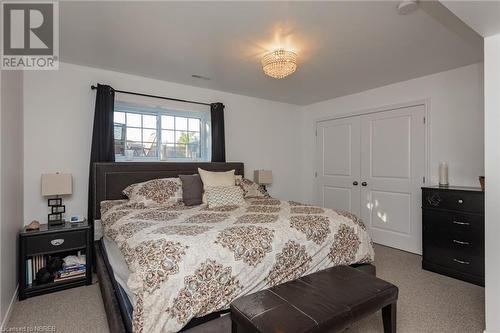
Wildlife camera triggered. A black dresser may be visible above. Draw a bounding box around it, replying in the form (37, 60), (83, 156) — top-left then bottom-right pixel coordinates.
(422, 186), (484, 286)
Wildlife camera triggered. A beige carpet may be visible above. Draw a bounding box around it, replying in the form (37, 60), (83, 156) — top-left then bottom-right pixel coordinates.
(350, 245), (484, 333)
(6, 279), (109, 333)
(6, 244), (485, 332)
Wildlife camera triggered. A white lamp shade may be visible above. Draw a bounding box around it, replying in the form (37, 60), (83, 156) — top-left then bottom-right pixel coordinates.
(41, 173), (73, 196)
(254, 170), (273, 185)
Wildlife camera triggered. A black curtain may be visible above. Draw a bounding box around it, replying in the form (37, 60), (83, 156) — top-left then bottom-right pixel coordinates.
(211, 102), (226, 162)
(88, 84), (115, 226)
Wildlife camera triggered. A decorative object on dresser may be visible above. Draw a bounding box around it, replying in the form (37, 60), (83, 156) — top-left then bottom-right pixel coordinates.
(438, 162), (449, 186)
(19, 221), (92, 300)
(422, 186), (484, 286)
(26, 220), (40, 231)
(41, 173), (72, 226)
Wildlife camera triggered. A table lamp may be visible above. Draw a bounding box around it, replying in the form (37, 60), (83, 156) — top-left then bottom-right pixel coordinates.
(41, 173), (72, 226)
(254, 170), (273, 190)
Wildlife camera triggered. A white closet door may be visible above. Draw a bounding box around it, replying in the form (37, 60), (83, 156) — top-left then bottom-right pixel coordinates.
(360, 105), (426, 254)
(316, 116), (361, 215)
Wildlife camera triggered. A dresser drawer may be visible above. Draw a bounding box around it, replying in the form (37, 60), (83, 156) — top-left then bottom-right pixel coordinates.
(422, 189), (484, 213)
(25, 230), (87, 255)
(423, 209), (483, 233)
(424, 250), (484, 277)
(424, 228), (483, 259)
(423, 208), (484, 279)
(423, 209), (483, 251)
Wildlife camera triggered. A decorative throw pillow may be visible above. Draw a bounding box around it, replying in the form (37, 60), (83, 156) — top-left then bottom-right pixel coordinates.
(179, 174), (203, 206)
(122, 177), (182, 207)
(205, 186), (245, 208)
(235, 175), (270, 198)
(198, 168), (236, 203)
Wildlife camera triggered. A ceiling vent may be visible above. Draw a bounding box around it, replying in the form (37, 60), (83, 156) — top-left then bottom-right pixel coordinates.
(191, 74), (211, 80)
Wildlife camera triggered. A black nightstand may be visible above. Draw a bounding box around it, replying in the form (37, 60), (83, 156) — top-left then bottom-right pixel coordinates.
(19, 222), (92, 300)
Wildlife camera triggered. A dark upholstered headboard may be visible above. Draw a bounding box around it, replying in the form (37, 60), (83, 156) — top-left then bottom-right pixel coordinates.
(92, 162), (244, 220)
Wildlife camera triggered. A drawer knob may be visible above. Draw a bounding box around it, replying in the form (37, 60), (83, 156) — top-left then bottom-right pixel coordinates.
(50, 239), (64, 246)
(453, 258), (470, 265)
(458, 199), (464, 204)
(453, 239), (470, 246)
(453, 221), (470, 226)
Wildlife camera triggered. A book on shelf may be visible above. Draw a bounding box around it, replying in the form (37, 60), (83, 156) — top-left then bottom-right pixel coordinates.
(54, 268), (86, 282)
(26, 255), (47, 286)
(62, 263), (86, 271)
(54, 274), (85, 282)
(54, 262), (86, 282)
(26, 259), (32, 285)
(25, 253), (86, 285)
(58, 268), (85, 276)
(60, 261), (86, 271)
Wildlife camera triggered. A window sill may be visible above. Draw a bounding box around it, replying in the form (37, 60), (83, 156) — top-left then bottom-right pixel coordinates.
(115, 157), (210, 163)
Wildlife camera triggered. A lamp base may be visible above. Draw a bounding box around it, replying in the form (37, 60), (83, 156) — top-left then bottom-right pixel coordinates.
(48, 197), (65, 226)
(48, 213), (64, 227)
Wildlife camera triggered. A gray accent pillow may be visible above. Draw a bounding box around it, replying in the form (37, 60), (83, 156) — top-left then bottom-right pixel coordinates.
(179, 174), (203, 206)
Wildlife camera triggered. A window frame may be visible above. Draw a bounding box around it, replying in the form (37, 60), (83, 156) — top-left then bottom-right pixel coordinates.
(114, 101), (211, 162)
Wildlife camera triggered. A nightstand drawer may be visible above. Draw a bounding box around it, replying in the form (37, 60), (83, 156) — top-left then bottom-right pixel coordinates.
(25, 230), (87, 255)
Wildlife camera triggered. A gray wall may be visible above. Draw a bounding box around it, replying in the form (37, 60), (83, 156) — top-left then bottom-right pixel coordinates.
(484, 33), (500, 333)
(0, 70), (24, 326)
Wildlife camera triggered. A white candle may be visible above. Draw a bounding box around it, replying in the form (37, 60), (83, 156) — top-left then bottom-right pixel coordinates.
(439, 162), (449, 186)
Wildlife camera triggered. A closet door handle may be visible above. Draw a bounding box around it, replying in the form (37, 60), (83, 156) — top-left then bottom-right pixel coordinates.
(353, 181), (358, 186)
(361, 182), (368, 186)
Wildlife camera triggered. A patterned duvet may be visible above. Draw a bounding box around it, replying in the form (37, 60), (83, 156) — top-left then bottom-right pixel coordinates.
(100, 198), (375, 333)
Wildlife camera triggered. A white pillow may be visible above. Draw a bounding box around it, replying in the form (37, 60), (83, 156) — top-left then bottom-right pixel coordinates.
(198, 168), (236, 203)
(206, 186), (245, 208)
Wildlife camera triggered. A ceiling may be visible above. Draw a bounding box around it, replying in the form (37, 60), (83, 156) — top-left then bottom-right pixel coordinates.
(441, 0), (500, 37)
(60, 1), (483, 106)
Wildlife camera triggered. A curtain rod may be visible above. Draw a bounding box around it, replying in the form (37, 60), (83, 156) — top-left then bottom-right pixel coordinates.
(90, 85), (211, 106)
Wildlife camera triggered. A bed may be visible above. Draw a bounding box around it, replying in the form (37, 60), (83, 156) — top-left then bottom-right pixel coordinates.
(92, 162), (375, 333)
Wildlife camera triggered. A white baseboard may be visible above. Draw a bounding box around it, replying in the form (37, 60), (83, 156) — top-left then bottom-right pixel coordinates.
(1, 284), (18, 330)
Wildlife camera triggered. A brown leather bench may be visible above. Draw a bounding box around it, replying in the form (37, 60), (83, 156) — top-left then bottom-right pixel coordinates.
(230, 265), (398, 333)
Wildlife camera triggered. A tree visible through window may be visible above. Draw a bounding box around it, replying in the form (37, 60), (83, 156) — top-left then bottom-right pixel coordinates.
(113, 101), (210, 161)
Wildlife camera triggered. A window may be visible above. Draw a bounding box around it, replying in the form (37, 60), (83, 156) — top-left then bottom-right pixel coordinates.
(114, 101), (211, 161)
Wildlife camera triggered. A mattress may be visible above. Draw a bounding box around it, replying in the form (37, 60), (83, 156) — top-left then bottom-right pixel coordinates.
(100, 198), (375, 333)
(102, 235), (134, 304)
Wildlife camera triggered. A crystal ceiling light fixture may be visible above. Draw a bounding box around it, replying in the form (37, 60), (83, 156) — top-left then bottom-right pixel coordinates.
(261, 49), (297, 79)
